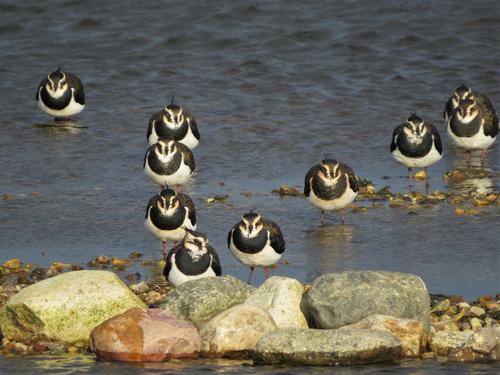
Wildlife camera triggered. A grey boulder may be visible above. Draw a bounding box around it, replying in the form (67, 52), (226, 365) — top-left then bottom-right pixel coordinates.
(303, 271), (430, 331)
(158, 275), (254, 327)
(253, 328), (401, 365)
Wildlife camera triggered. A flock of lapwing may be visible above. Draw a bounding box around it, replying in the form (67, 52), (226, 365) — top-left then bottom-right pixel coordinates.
(36, 68), (499, 286)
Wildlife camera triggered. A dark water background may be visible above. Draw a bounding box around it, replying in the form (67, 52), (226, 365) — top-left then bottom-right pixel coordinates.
(0, 0), (499, 373)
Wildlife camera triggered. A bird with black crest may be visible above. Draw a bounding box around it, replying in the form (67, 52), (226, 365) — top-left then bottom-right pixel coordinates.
(446, 87), (498, 163)
(144, 186), (197, 256)
(143, 137), (195, 191)
(391, 113), (443, 194)
(227, 210), (285, 284)
(36, 67), (85, 120)
(147, 95), (200, 149)
(304, 155), (358, 225)
(164, 229), (221, 287)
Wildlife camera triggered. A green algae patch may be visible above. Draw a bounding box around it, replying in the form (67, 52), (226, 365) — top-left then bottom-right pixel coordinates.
(0, 270), (145, 345)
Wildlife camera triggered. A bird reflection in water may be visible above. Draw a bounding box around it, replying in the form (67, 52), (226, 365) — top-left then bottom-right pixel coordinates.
(304, 224), (356, 280)
(446, 149), (496, 195)
(34, 119), (87, 137)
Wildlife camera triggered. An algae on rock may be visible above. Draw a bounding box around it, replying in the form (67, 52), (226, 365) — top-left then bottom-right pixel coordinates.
(0, 270), (145, 345)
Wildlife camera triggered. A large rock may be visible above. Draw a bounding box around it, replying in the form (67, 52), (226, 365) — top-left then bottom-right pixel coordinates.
(341, 314), (426, 357)
(429, 331), (474, 356)
(253, 328), (401, 365)
(159, 276), (254, 327)
(90, 307), (200, 362)
(200, 304), (276, 358)
(244, 276), (307, 329)
(0, 270), (145, 345)
(304, 271), (430, 331)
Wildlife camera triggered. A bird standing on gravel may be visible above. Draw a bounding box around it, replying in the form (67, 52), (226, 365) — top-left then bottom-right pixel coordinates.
(447, 90), (498, 163)
(304, 158), (359, 224)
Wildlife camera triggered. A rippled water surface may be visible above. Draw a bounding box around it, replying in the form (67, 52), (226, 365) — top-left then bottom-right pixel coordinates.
(0, 0), (499, 373)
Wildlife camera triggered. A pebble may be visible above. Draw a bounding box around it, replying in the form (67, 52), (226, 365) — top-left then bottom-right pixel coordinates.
(433, 299), (450, 312)
(468, 306), (486, 317)
(421, 352), (437, 359)
(129, 281), (150, 295)
(470, 318), (482, 331)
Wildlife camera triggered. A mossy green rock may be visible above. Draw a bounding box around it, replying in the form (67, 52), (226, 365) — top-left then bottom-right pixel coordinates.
(0, 270), (145, 345)
(159, 276), (254, 327)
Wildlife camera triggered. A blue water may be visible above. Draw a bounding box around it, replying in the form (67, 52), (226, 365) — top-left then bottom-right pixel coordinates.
(0, 0), (499, 373)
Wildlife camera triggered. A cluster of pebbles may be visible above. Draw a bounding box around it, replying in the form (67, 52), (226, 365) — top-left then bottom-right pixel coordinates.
(430, 293), (500, 333)
(272, 169), (498, 214)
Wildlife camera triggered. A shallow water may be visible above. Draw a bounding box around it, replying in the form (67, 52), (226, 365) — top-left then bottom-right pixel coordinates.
(0, 0), (499, 373)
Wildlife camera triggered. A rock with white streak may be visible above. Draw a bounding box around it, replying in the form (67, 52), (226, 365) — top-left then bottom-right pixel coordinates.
(244, 276), (307, 329)
(200, 304), (277, 358)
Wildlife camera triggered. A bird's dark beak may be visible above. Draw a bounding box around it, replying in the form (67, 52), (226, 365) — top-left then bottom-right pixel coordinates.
(248, 225), (253, 235)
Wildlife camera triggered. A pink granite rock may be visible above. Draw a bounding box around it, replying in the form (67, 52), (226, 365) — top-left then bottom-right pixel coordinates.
(90, 307), (201, 362)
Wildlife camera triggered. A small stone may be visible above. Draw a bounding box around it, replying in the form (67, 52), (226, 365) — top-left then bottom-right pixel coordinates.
(454, 208), (465, 216)
(129, 252), (143, 259)
(479, 295), (499, 311)
(145, 291), (163, 304)
(465, 208), (479, 215)
(448, 346), (485, 362)
(433, 299), (450, 312)
(470, 318), (482, 331)
(3, 258), (21, 269)
(449, 295), (465, 304)
(112, 257), (130, 267)
(1, 194), (15, 201)
(32, 341), (49, 353)
(468, 306), (485, 317)
(444, 321), (460, 331)
(51, 262), (73, 272)
(457, 302), (471, 309)
(271, 185), (302, 197)
(453, 308), (467, 322)
(421, 352), (437, 359)
(460, 321), (472, 331)
(430, 330), (473, 356)
(97, 255), (110, 265)
(414, 170), (427, 180)
(67, 346), (79, 353)
(440, 315), (451, 322)
(130, 281), (150, 295)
